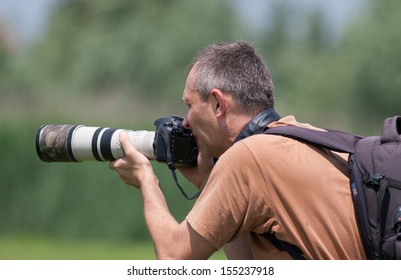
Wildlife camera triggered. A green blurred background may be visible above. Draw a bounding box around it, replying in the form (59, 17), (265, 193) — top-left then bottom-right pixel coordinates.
(0, 0), (400, 259)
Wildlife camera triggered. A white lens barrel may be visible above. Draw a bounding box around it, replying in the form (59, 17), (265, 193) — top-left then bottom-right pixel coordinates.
(70, 126), (109, 161)
(111, 130), (156, 160)
(127, 130), (156, 160)
(36, 124), (156, 162)
(69, 126), (156, 161)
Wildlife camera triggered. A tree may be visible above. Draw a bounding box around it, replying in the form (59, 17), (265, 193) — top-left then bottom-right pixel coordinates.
(340, 0), (401, 129)
(258, 0), (401, 134)
(20, 0), (242, 101)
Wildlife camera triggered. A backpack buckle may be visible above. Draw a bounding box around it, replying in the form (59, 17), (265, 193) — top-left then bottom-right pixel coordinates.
(363, 173), (383, 186)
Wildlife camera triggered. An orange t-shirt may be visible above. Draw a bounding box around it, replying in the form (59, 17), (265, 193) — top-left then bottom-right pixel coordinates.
(186, 116), (366, 259)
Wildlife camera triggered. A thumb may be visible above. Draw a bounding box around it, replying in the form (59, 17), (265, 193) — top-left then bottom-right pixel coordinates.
(119, 130), (136, 157)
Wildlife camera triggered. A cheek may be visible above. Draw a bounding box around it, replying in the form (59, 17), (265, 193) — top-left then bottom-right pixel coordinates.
(186, 103), (212, 131)
(186, 108), (202, 125)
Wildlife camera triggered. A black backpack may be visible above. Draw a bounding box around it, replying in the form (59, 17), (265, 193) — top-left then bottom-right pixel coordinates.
(264, 116), (401, 260)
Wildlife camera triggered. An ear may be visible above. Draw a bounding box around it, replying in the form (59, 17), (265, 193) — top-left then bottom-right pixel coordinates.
(209, 89), (226, 117)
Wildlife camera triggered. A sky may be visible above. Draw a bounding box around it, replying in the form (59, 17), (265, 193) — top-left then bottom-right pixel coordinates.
(233, 0), (364, 39)
(0, 0), (57, 44)
(0, 0), (364, 47)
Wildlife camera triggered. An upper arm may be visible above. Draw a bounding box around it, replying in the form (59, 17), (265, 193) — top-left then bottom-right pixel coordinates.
(156, 220), (217, 260)
(223, 233), (254, 260)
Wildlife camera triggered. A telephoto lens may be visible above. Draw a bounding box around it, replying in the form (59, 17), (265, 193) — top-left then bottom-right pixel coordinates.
(36, 124), (156, 162)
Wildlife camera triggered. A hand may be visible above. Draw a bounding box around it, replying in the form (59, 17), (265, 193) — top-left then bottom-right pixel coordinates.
(177, 153), (214, 190)
(109, 131), (157, 188)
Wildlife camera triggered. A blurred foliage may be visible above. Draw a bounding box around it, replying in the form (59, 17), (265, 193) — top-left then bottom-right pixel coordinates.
(339, 0), (401, 128)
(15, 0), (242, 101)
(1, 0), (243, 252)
(0, 0), (400, 257)
(261, 0), (401, 134)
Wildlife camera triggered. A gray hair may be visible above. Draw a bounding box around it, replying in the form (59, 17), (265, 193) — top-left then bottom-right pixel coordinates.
(188, 41), (275, 115)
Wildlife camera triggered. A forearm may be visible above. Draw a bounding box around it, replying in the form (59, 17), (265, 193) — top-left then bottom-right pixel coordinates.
(139, 176), (181, 259)
(110, 132), (216, 259)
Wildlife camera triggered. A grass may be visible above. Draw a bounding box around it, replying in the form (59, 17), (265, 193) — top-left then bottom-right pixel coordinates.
(0, 235), (226, 260)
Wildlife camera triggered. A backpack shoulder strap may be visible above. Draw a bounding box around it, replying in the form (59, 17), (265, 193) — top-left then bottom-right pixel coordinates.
(263, 233), (306, 260)
(264, 126), (362, 154)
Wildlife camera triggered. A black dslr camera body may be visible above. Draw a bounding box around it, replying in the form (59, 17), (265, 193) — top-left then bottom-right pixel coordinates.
(153, 116), (198, 167)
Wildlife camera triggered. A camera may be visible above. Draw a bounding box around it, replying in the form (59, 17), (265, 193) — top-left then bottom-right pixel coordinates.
(36, 116), (198, 168)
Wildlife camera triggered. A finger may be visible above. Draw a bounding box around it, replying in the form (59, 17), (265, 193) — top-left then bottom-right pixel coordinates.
(109, 160), (115, 170)
(109, 158), (127, 170)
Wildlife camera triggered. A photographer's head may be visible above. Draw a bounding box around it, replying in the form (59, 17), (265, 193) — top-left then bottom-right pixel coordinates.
(182, 41), (275, 158)
(189, 41), (275, 115)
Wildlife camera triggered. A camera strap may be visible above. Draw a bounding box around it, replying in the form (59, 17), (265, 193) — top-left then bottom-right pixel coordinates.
(170, 168), (201, 200)
(233, 107), (281, 143)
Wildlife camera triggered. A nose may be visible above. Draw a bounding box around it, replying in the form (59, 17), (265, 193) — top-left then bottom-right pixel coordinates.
(183, 115), (190, 129)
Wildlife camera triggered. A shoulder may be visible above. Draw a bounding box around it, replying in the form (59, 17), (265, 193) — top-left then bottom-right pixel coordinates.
(268, 115), (323, 130)
(230, 114), (327, 160)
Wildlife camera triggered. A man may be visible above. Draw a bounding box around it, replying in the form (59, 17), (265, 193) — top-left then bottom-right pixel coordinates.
(109, 41), (366, 259)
